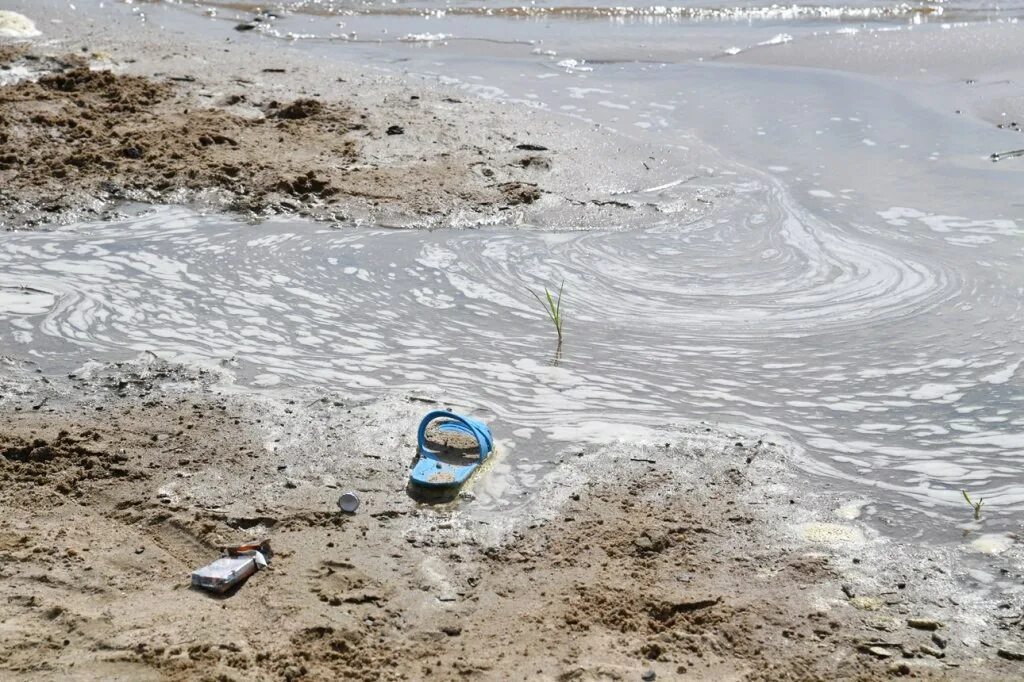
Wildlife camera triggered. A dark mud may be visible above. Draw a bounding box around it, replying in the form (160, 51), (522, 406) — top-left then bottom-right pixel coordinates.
(0, 50), (551, 229)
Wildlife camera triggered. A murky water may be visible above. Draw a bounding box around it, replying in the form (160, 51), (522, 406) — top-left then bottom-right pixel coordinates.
(3, 0), (1024, 550)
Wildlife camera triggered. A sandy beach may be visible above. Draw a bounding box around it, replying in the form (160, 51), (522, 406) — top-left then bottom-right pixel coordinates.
(2, 1), (1024, 680)
(3, 357), (1021, 680)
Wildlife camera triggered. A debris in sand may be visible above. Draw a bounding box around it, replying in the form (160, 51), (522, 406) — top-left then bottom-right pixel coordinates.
(191, 541), (271, 594)
(338, 491), (361, 513)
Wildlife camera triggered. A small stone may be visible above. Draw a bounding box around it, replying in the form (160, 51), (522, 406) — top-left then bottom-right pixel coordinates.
(134, 546), (145, 554)
(867, 646), (894, 659)
(866, 615), (901, 632)
(386, 124), (404, 135)
(634, 535), (654, 551)
(998, 647), (1024, 661)
(440, 625), (462, 636)
(641, 670), (656, 681)
(931, 633), (947, 649)
(920, 645), (945, 659)
(284, 479), (298, 489)
(887, 662), (911, 676)
(842, 584), (855, 598)
(850, 596), (883, 611)
(907, 618), (942, 631)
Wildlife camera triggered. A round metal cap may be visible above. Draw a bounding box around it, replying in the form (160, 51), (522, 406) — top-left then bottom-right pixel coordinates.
(338, 492), (360, 513)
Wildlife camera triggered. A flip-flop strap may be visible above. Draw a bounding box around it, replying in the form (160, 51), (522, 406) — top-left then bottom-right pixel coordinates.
(416, 410), (493, 462)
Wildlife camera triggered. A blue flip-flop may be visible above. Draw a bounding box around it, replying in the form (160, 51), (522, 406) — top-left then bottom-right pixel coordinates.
(409, 410), (493, 489)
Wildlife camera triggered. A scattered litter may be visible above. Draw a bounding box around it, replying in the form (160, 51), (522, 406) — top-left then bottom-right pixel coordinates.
(409, 410), (493, 490)
(191, 540), (271, 594)
(338, 491), (361, 513)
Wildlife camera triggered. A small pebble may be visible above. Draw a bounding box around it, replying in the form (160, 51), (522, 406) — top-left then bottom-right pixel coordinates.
(907, 618), (942, 631)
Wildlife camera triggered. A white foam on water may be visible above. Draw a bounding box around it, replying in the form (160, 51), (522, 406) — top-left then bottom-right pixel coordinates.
(0, 288), (57, 315)
(981, 359), (1021, 385)
(969, 534), (1014, 555)
(556, 59), (593, 73)
(398, 33), (451, 43)
(0, 11), (41, 38)
(758, 33), (794, 47)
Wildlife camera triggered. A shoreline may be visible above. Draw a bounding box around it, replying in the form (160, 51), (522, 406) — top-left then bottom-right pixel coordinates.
(2, 4), (1024, 680)
(0, 5), (713, 231)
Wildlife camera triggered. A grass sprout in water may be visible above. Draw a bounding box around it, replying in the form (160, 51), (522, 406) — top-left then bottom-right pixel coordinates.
(529, 280), (565, 348)
(961, 489), (984, 521)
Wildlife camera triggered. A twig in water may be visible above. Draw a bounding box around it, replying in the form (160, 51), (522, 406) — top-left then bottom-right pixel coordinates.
(990, 149), (1024, 162)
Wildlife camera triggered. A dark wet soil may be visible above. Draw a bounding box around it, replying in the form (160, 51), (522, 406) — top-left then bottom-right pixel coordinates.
(0, 49), (551, 228)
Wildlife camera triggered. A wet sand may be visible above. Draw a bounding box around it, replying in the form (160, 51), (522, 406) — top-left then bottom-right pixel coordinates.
(0, 25), (707, 230)
(2, 358), (1022, 680)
